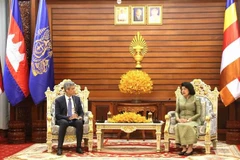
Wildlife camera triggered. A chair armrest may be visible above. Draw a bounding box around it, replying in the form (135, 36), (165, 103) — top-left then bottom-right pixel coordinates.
(167, 111), (177, 125)
(84, 111), (93, 133)
(46, 115), (52, 134)
(164, 114), (170, 134)
(164, 111), (176, 134)
(204, 114), (217, 136)
(167, 111), (176, 117)
(46, 104), (53, 135)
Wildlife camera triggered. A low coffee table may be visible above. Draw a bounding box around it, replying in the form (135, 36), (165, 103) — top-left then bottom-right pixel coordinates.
(96, 121), (164, 152)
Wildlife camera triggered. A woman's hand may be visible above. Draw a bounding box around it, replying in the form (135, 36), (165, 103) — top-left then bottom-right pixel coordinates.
(178, 118), (188, 123)
(187, 118), (192, 122)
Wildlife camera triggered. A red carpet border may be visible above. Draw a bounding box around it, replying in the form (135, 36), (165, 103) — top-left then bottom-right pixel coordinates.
(0, 136), (33, 159)
(3, 139), (240, 160)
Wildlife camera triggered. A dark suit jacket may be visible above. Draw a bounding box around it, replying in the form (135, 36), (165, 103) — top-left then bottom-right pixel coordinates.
(55, 95), (84, 122)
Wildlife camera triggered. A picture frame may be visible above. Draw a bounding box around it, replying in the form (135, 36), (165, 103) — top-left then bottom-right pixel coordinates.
(147, 5), (163, 25)
(130, 6), (146, 25)
(114, 6), (130, 25)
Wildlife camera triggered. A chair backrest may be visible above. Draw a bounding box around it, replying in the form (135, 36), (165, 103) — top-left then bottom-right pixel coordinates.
(45, 79), (90, 125)
(175, 79), (219, 125)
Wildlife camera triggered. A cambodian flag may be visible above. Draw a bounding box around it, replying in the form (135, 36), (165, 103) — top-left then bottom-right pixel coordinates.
(29, 0), (54, 105)
(3, 0), (29, 106)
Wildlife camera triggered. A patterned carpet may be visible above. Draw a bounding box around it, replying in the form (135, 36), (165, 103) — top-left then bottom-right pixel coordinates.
(0, 136), (33, 160)
(4, 139), (240, 160)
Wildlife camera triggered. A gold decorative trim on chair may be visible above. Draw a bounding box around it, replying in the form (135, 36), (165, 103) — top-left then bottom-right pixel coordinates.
(45, 79), (93, 152)
(163, 79), (219, 154)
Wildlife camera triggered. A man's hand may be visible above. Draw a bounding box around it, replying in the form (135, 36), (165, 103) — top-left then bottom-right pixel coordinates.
(69, 113), (79, 120)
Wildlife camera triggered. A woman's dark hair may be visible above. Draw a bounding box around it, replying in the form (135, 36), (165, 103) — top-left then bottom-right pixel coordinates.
(181, 82), (195, 95)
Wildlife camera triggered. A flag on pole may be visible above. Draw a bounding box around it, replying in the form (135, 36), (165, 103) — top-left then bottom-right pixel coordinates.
(3, 0), (29, 106)
(0, 59), (4, 94)
(220, 0), (240, 106)
(29, 0), (54, 105)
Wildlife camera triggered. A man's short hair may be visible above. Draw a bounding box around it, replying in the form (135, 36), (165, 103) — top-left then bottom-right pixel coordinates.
(63, 81), (75, 91)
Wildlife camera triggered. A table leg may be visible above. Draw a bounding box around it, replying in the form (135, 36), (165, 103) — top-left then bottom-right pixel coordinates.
(101, 131), (104, 148)
(117, 130), (121, 139)
(96, 127), (102, 152)
(141, 130), (146, 141)
(127, 133), (130, 141)
(156, 128), (161, 152)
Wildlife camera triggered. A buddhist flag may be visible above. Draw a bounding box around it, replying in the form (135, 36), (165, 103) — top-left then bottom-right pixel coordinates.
(29, 0), (54, 105)
(0, 59), (4, 94)
(220, 0), (240, 106)
(3, 0), (29, 106)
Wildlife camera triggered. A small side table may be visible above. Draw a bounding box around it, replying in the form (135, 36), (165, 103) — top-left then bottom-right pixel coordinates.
(117, 102), (158, 140)
(96, 122), (164, 152)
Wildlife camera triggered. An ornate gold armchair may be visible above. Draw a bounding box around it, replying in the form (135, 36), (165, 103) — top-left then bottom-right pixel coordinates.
(163, 79), (219, 154)
(45, 79), (93, 152)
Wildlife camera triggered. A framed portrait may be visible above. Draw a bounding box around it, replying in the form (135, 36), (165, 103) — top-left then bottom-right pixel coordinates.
(147, 5), (163, 25)
(130, 6), (146, 25)
(114, 6), (130, 25)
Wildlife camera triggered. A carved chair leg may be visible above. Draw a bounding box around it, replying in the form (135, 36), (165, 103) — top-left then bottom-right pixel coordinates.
(84, 138), (88, 147)
(167, 140), (170, 152)
(88, 133), (93, 152)
(88, 141), (93, 152)
(212, 139), (217, 150)
(163, 139), (170, 152)
(204, 142), (211, 154)
(47, 140), (52, 152)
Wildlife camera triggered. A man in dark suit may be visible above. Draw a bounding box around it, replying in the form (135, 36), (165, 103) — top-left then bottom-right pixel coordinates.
(55, 81), (84, 155)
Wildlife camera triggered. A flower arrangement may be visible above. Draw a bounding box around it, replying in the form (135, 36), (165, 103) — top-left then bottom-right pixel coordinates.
(108, 112), (150, 123)
(118, 70), (153, 95)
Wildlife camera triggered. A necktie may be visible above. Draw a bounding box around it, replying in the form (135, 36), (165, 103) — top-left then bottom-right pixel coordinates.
(68, 98), (72, 116)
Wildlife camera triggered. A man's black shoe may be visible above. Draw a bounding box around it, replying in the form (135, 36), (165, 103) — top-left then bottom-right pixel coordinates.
(57, 148), (62, 155)
(76, 147), (84, 154)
